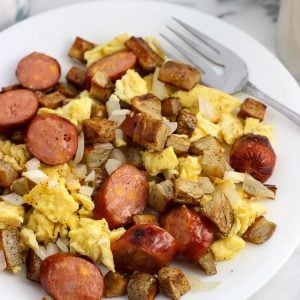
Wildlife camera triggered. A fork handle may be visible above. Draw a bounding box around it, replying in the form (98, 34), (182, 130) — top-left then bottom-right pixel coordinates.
(242, 81), (300, 127)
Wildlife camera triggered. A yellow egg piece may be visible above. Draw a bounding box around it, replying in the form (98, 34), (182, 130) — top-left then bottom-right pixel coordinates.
(244, 117), (273, 141)
(19, 228), (39, 251)
(178, 156), (201, 181)
(0, 201), (24, 230)
(219, 113), (243, 144)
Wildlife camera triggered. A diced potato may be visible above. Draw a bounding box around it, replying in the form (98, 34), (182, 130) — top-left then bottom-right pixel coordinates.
(149, 180), (173, 212)
(238, 98), (267, 121)
(127, 272), (158, 300)
(38, 91), (65, 109)
(0, 160), (19, 188)
(158, 60), (200, 91)
(66, 66), (86, 90)
(166, 135), (190, 155)
(84, 145), (112, 169)
(176, 109), (197, 137)
(161, 97), (181, 121)
(158, 267), (191, 300)
(10, 177), (33, 196)
(174, 178), (203, 206)
(68, 36), (95, 63)
(104, 271), (129, 297)
(55, 82), (79, 99)
(89, 71), (114, 102)
(242, 216), (276, 244)
(25, 249), (42, 282)
(132, 214), (159, 226)
(91, 102), (108, 119)
(198, 250), (217, 275)
(198, 177), (215, 194)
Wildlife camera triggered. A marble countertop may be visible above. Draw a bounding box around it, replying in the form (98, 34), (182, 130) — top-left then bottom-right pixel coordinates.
(4, 0), (300, 299)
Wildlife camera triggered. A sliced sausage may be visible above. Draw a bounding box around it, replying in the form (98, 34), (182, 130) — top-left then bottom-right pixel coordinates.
(16, 52), (61, 90)
(86, 51), (136, 89)
(0, 89), (38, 130)
(40, 253), (104, 300)
(26, 114), (78, 165)
(159, 206), (215, 262)
(111, 224), (177, 274)
(93, 164), (148, 229)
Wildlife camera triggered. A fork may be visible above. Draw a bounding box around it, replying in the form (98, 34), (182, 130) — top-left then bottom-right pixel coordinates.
(161, 17), (300, 127)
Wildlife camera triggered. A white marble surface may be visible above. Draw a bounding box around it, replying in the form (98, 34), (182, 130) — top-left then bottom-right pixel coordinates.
(3, 0), (300, 299)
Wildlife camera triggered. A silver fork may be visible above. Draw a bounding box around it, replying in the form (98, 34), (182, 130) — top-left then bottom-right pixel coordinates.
(161, 17), (300, 127)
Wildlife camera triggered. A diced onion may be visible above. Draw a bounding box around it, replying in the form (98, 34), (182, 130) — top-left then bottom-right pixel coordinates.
(243, 174), (275, 199)
(46, 242), (59, 257)
(23, 169), (49, 184)
(34, 245), (47, 260)
(108, 114), (127, 127)
(224, 171), (246, 183)
(111, 109), (131, 116)
(25, 158), (41, 171)
(94, 142), (114, 150)
(85, 170), (96, 182)
(105, 159), (122, 175)
(0, 250), (6, 271)
(164, 121), (177, 133)
(110, 149), (127, 163)
(198, 96), (219, 122)
(79, 185), (94, 196)
(0, 193), (24, 206)
(106, 97), (121, 116)
(47, 179), (58, 189)
(152, 67), (166, 99)
(73, 131), (85, 166)
(56, 238), (69, 253)
(72, 164), (88, 179)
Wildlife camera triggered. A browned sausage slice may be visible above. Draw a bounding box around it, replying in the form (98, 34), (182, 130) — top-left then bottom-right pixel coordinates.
(40, 253), (104, 300)
(93, 164), (148, 229)
(26, 114), (78, 165)
(0, 89), (38, 130)
(111, 224), (177, 274)
(16, 52), (61, 90)
(86, 51), (136, 89)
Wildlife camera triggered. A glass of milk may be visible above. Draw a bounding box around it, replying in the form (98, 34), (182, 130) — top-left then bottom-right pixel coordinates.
(277, 0), (300, 81)
(0, 0), (29, 31)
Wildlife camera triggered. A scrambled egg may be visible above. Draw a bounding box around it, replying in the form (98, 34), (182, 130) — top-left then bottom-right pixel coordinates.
(0, 201), (24, 229)
(19, 228), (39, 251)
(144, 36), (165, 59)
(194, 112), (221, 139)
(114, 69), (148, 104)
(210, 236), (246, 261)
(142, 146), (178, 176)
(0, 140), (30, 172)
(178, 156), (201, 181)
(69, 218), (125, 271)
(38, 93), (93, 126)
(220, 113), (244, 144)
(84, 33), (130, 67)
(244, 117), (273, 141)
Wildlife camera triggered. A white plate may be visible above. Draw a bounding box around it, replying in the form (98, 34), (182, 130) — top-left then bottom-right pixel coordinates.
(0, 1), (300, 299)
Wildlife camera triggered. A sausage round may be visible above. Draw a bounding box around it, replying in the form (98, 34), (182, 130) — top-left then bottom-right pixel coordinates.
(26, 114), (78, 165)
(40, 253), (104, 300)
(111, 224), (177, 274)
(16, 52), (61, 90)
(86, 51), (136, 89)
(0, 89), (38, 130)
(159, 206), (215, 262)
(93, 164), (148, 229)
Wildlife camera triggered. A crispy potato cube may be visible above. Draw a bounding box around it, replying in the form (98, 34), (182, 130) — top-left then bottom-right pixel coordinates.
(198, 250), (217, 275)
(1, 84), (22, 92)
(133, 214), (159, 226)
(190, 135), (226, 179)
(161, 97), (181, 121)
(132, 113), (171, 151)
(158, 267), (191, 300)
(26, 249), (42, 282)
(238, 98), (267, 121)
(127, 272), (158, 300)
(174, 178), (203, 206)
(198, 177), (215, 194)
(158, 60), (200, 91)
(201, 191), (234, 236)
(0, 229), (23, 272)
(242, 216), (276, 244)
(176, 109), (197, 137)
(0, 160), (19, 188)
(82, 118), (117, 144)
(66, 66), (86, 90)
(165, 134), (190, 155)
(55, 82), (79, 98)
(104, 271), (129, 297)
(68, 36), (95, 63)
(132, 93), (162, 120)
(38, 91), (65, 109)
(149, 180), (174, 212)
(10, 177), (32, 196)
(89, 70), (114, 101)
(91, 102), (108, 119)
(125, 36), (163, 71)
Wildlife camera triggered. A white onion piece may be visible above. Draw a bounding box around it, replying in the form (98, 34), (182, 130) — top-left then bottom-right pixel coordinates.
(243, 174), (275, 199)
(23, 169), (49, 184)
(106, 97), (121, 116)
(223, 171), (245, 183)
(47, 179), (58, 189)
(72, 164), (88, 179)
(111, 109), (131, 116)
(152, 67), (166, 99)
(198, 96), (219, 122)
(94, 142), (114, 150)
(35, 245), (47, 260)
(85, 170), (96, 182)
(25, 158), (41, 171)
(59, 237), (70, 246)
(0, 250), (6, 271)
(73, 131), (85, 166)
(110, 148), (127, 163)
(105, 159), (122, 175)
(79, 185), (94, 196)
(0, 193), (24, 206)
(108, 114), (127, 127)
(46, 242), (59, 257)
(56, 238), (69, 253)
(164, 121), (177, 134)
